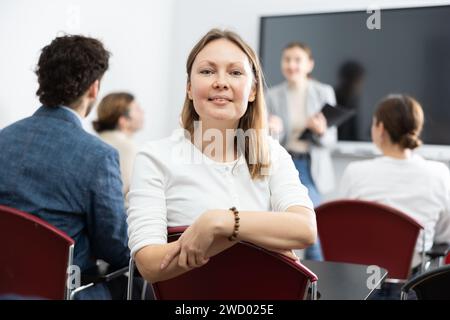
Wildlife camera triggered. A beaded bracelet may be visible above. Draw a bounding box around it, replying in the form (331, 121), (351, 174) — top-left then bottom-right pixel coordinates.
(228, 206), (240, 241)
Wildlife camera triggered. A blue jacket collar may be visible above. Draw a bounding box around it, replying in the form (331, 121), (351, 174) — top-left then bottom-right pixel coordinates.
(33, 106), (83, 128)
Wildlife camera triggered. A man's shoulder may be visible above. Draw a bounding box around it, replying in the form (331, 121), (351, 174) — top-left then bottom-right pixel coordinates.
(81, 131), (118, 156)
(414, 156), (450, 180)
(344, 158), (379, 175)
(1, 114), (118, 162)
(309, 79), (335, 98)
(0, 116), (33, 133)
(138, 132), (181, 160)
(48, 119), (118, 161)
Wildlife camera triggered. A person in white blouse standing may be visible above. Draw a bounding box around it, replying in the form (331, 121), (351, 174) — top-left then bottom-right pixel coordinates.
(127, 29), (317, 283)
(340, 94), (450, 268)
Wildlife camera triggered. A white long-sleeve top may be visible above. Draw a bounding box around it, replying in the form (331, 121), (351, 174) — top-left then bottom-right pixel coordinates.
(339, 154), (450, 256)
(127, 129), (314, 257)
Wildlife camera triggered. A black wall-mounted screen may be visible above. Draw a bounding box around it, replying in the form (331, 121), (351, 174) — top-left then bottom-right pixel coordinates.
(259, 5), (450, 145)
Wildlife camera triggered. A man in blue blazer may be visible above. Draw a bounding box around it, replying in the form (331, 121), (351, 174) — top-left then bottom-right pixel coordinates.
(0, 35), (129, 299)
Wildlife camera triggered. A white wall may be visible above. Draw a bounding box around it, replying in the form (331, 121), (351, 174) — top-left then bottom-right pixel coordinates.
(0, 0), (174, 141)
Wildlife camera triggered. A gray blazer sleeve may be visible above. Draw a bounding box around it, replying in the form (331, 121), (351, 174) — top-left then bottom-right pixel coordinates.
(266, 89), (276, 116)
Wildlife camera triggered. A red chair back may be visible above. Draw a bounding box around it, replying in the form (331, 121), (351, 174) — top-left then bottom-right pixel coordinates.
(315, 200), (424, 280)
(446, 254), (450, 265)
(0, 205), (74, 299)
(151, 226), (318, 300)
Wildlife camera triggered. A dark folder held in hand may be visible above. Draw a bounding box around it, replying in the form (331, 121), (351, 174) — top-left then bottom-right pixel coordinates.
(299, 104), (356, 140)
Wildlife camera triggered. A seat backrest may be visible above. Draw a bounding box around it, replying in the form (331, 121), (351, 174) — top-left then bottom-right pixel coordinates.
(402, 264), (450, 300)
(315, 200), (423, 280)
(151, 226), (318, 300)
(0, 205), (74, 299)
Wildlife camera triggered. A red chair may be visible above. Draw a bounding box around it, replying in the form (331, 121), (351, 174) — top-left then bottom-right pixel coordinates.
(0, 205), (74, 299)
(128, 226), (318, 300)
(315, 200), (425, 282)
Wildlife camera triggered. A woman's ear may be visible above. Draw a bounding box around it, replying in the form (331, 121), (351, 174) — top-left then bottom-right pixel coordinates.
(380, 123), (391, 142)
(307, 59), (315, 74)
(249, 91), (256, 102)
(88, 80), (99, 99)
(118, 115), (128, 131)
(376, 122), (390, 144)
(376, 121), (384, 134)
(372, 119), (383, 145)
(248, 84), (257, 102)
(186, 82), (193, 100)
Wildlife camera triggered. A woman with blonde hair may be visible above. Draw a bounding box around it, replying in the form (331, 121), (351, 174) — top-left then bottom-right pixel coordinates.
(127, 29), (317, 283)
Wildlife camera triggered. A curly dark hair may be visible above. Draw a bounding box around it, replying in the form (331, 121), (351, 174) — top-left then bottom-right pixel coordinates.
(35, 35), (110, 107)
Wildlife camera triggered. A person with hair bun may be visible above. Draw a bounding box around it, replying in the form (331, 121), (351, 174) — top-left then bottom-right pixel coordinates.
(93, 92), (144, 202)
(340, 94), (450, 269)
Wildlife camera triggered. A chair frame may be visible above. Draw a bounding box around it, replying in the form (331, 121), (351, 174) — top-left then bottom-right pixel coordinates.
(66, 245), (75, 299)
(1, 205), (75, 299)
(0, 205), (126, 300)
(425, 242), (450, 267)
(400, 264), (450, 300)
(127, 229), (318, 300)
